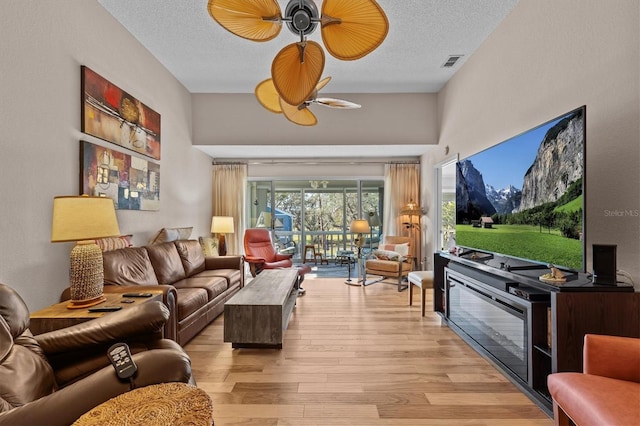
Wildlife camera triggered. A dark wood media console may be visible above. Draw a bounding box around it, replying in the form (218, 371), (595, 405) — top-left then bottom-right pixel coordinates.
(433, 251), (639, 415)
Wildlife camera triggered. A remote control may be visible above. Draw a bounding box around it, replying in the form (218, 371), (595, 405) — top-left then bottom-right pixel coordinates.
(88, 306), (122, 312)
(121, 292), (153, 298)
(121, 299), (135, 303)
(107, 343), (138, 380)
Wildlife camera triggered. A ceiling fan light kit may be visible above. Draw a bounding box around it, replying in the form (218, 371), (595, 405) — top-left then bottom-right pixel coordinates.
(208, 0), (388, 125)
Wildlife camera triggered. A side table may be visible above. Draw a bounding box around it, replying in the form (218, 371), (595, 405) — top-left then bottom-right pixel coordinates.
(335, 250), (355, 266)
(29, 290), (163, 335)
(73, 382), (213, 425)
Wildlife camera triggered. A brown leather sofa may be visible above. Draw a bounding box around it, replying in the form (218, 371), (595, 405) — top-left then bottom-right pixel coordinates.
(101, 239), (244, 345)
(547, 334), (640, 426)
(0, 283), (192, 426)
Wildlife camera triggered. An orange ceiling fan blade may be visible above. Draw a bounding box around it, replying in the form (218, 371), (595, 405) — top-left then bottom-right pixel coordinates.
(255, 79), (283, 113)
(320, 0), (389, 60)
(271, 41), (325, 106)
(315, 97), (361, 109)
(280, 99), (318, 126)
(207, 0), (282, 41)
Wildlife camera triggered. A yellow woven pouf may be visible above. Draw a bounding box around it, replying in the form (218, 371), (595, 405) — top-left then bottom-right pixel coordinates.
(74, 382), (213, 426)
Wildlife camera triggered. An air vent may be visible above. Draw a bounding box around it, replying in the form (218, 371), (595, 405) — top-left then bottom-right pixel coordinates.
(442, 55), (464, 68)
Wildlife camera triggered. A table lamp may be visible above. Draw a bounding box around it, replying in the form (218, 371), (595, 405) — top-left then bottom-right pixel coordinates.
(211, 216), (234, 256)
(51, 195), (120, 309)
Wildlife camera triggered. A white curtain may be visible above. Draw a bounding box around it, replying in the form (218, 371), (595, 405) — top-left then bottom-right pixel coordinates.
(212, 164), (247, 255)
(384, 163), (422, 266)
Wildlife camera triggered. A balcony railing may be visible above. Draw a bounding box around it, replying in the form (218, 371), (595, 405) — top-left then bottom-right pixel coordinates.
(273, 230), (379, 261)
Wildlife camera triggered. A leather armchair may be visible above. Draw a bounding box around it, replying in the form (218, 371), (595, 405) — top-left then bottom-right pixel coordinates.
(547, 334), (640, 426)
(243, 228), (310, 293)
(0, 283), (193, 426)
(243, 228), (295, 277)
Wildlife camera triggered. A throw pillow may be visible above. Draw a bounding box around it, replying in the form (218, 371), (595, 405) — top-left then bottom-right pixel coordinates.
(379, 242), (409, 257)
(198, 236), (219, 257)
(149, 227), (193, 245)
(373, 249), (405, 262)
(95, 235), (133, 252)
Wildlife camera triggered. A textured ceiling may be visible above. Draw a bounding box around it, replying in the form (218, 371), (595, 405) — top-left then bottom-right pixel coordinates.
(97, 0), (520, 158)
(98, 0), (519, 94)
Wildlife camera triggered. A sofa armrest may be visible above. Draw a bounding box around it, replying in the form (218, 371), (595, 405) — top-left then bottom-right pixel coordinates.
(583, 334), (640, 382)
(204, 255), (243, 271)
(103, 285), (178, 342)
(35, 302), (169, 355)
(0, 348), (191, 426)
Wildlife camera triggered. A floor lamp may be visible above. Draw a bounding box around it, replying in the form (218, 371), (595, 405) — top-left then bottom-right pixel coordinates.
(345, 219), (370, 286)
(401, 199), (425, 269)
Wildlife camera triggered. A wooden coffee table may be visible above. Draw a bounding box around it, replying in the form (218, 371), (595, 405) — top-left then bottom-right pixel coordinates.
(223, 268), (299, 349)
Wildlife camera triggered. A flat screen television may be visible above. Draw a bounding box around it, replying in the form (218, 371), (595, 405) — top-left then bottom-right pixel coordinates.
(455, 106), (586, 272)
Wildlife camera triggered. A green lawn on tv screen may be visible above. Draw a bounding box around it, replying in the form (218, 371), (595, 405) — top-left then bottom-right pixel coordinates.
(456, 224), (583, 270)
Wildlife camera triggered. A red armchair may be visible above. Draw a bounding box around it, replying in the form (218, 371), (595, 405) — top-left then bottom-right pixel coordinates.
(243, 228), (310, 293)
(244, 228), (294, 276)
(547, 334), (640, 426)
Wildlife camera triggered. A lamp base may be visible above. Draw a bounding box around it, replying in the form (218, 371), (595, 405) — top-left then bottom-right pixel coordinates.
(218, 234), (227, 256)
(67, 241), (106, 310)
(66, 295), (107, 309)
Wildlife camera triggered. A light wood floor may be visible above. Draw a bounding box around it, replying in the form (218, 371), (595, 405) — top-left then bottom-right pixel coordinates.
(184, 277), (552, 425)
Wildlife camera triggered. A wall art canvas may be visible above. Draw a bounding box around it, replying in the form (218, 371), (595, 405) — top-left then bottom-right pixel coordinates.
(81, 140), (160, 211)
(81, 66), (161, 160)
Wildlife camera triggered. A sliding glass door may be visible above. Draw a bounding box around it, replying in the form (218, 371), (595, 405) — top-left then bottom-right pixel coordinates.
(246, 179), (383, 260)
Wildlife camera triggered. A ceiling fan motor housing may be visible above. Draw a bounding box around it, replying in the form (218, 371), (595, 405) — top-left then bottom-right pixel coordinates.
(285, 0), (319, 35)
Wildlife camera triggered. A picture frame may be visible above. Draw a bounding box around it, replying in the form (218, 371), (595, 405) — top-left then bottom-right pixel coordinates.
(81, 66), (161, 160)
(80, 140), (160, 211)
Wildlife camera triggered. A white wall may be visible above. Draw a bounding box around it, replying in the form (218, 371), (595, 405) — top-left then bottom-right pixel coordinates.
(424, 0), (640, 287)
(0, 0), (213, 310)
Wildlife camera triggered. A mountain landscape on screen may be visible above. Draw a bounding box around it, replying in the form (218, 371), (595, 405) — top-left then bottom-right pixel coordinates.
(455, 107), (585, 270)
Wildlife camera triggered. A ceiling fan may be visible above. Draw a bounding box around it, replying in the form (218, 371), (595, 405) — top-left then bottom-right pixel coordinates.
(207, 0), (389, 107)
(255, 76), (361, 126)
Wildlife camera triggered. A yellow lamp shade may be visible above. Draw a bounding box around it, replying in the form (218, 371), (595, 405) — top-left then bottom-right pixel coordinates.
(349, 219), (371, 234)
(51, 196), (120, 242)
(211, 216), (235, 234)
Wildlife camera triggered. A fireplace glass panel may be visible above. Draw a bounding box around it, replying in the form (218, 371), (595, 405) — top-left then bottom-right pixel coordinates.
(448, 277), (527, 382)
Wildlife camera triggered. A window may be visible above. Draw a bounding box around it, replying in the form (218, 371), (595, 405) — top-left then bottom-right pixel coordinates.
(435, 157), (457, 252)
(246, 179), (383, 260)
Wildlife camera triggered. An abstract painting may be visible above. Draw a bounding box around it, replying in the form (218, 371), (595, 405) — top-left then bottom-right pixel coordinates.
(81, 66), (161, 160)
(80, 140), (160, 211)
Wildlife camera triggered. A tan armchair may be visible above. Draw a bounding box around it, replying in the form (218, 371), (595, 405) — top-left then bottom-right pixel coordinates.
(0, 283), (193, 426)
(364, 236), (413, 291)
